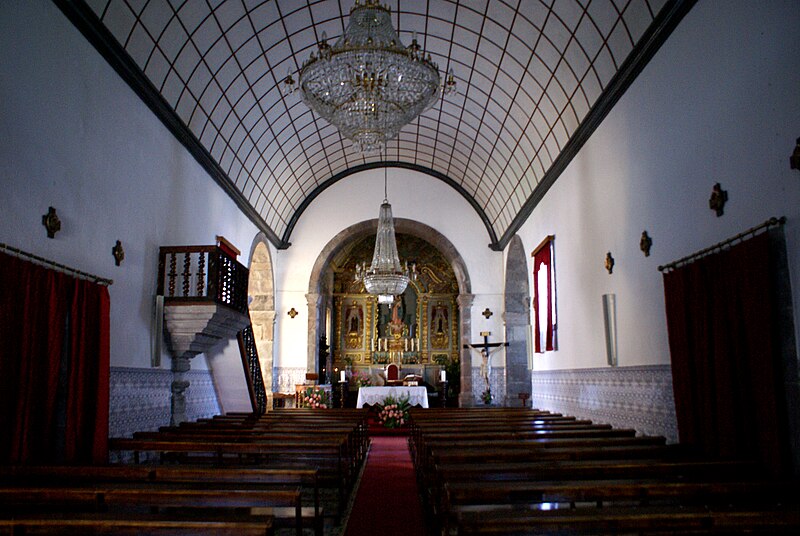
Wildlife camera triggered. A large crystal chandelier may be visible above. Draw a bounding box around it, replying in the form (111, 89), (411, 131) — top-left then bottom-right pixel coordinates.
(355, 167), (416, 303)
(292, 0), (453, 153)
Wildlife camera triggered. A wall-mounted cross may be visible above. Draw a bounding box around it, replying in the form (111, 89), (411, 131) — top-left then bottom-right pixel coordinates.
(464, 331), (509, 392)
(463, 331), (508, 359)
(482, 307), (493, 319)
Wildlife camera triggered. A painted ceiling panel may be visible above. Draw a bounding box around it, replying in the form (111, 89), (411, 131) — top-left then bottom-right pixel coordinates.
(64, 0), (692, 249)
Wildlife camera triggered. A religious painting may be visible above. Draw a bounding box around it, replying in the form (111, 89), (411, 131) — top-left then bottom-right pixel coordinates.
(532, 235), (557, 352)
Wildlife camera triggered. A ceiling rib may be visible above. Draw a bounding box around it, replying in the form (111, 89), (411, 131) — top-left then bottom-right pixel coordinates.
(55, 0), (696, 251)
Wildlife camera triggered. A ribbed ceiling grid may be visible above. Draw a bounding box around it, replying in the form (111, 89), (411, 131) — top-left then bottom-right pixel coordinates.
(79, 0), (672, 247)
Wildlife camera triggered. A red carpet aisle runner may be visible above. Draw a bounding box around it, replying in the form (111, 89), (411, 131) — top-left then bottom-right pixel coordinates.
(343, 436), (426, 536)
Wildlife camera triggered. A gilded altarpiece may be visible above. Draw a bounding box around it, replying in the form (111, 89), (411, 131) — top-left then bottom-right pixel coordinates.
(331, 234), (459, 367)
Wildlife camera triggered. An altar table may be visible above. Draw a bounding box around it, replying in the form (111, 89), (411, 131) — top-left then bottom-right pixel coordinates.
(356, 386), (429, 409)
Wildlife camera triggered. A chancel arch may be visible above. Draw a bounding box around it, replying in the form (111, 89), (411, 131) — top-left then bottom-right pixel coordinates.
(307, 218), (474, 405)
(247, 235), (275, 407)
(504, 235), (532, 407)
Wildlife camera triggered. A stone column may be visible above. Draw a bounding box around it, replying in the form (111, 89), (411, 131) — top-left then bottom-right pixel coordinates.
(170, 356), (191, 425)
(306, 292), (322, 374)
(250, 309), (276, 409)
(457, 293), (475, 407)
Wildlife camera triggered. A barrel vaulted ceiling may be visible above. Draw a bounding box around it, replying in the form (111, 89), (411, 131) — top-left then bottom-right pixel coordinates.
(57, 0), (694, 249)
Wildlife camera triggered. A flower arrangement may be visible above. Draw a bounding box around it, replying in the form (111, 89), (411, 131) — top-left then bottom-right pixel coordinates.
(375, 395), (411, 428)
(480, 388), (492, 405)
(300, 386), (330, 409)
(350, 370), (372, 387)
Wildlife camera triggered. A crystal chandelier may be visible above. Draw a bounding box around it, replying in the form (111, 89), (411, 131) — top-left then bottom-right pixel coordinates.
(289, 0), (455, 153)
(355, 166), (416, 303)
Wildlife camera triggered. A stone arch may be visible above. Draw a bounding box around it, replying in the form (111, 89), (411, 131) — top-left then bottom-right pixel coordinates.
(307, 218), (476, 406)
(504, 235), (531, 406)
(247, 234), (276, 405)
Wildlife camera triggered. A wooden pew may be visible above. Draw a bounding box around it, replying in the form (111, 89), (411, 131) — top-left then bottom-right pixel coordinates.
(455, 504), (800, 535)
(411, 421), (675, 525)
(138, 427), (364, 473)
(191, 410), (370, 464)
(407, 408), (800, 535)
(110, 410), (369, 520)
(0, 512), (274, 535)
(423, 458), (763, 525)
(435, 458), (763, 483)
(108, 437), (350, 520)
(415, 435), (670, 492)
(0, 464), (321, 536)
(443, 477), (798, 509)
(0, 485), (295, 535)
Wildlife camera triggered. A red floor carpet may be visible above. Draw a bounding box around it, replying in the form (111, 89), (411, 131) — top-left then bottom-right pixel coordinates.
(344, 436), (426, 536)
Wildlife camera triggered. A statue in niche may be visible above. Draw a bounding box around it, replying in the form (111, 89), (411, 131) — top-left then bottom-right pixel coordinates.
(431, 302), (449, 349)
(387, 297), (407, 339)
(345, 302), (363, 349)
(347, 303), (362, 334)
(377, 287), (417, 340)
(391, 299), (403, 326)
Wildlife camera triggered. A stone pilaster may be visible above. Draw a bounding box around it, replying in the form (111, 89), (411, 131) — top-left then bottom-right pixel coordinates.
(504, 295), (530, 406)
(457, 293), (475, 407)
(250, 309), (275, 393)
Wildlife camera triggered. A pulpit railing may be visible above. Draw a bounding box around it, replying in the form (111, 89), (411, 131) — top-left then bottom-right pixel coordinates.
(237, 324), (267, 414)
(157, 245), (249, 314)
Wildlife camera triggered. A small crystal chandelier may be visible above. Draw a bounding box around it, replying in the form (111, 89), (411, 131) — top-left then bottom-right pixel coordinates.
(287, 0), (455, 153)
(355, 165), (415, 303)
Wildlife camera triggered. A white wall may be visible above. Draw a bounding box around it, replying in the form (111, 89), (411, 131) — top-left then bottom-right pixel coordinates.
(274, 167), (506, 369)
(516, 0), (800, 371)
(0, 0), (258, 387)
(6, 0), (798, 409)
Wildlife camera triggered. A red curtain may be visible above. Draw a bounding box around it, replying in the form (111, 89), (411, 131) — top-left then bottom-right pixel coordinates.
(0, 251), (109, 464)
(663, 232), (789, 474)
(533, 240), (554, 352)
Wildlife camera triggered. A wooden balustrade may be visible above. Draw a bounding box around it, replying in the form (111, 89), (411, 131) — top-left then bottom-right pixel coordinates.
(157, 245), (249, 314)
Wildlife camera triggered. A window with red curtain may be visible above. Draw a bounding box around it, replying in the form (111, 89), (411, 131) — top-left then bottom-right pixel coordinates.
(0, 251), (110, 465)
(531, 236), (556, 353)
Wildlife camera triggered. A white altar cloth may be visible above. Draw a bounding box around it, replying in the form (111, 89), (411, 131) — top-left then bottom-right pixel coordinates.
(356, 386), (429, 409)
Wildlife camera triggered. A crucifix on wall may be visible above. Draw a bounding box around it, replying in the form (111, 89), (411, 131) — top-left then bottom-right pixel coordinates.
(463, 331), (508, 396)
